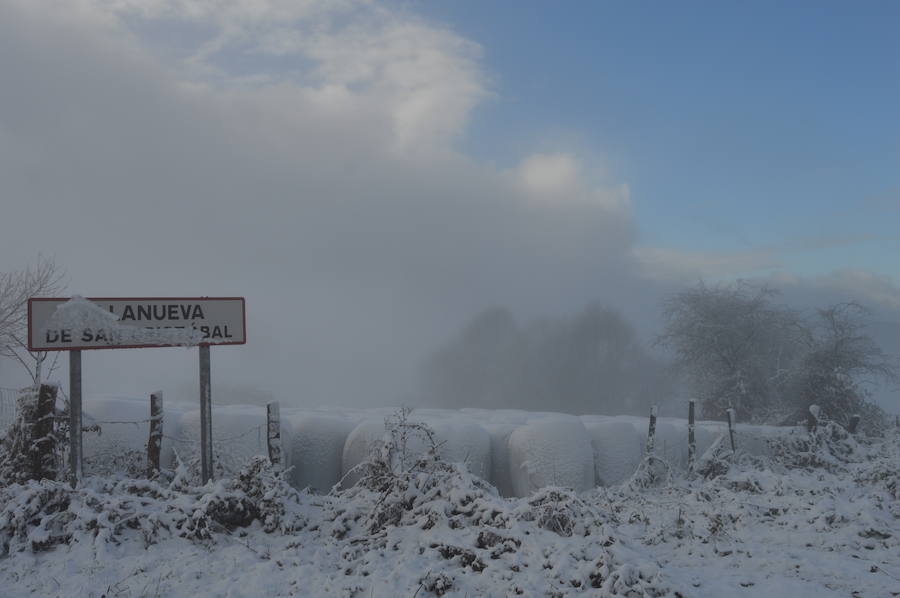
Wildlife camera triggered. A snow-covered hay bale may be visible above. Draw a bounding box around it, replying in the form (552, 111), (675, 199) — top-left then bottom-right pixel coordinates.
(428, 417), (491, 481)
(174, 405), (289, 478)
(286, 413), (356, 493)
(690, 421), (784, 460)
(651, 421), (688, 468)
(341, 415), (492, 489)
(731, 423), (785, 457)
(482, 422), (517, 497)
(693, 423), (723, 457)
(341, 419), (388, 488)
(584, 420), (644, 486)
(507, 417), (595, 497)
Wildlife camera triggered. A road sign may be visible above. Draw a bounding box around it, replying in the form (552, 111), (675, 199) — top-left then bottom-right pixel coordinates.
(28, 296), (246, 351)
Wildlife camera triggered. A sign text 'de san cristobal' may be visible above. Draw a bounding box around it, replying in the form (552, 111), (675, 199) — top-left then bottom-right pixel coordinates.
(28, 297), (246, 351)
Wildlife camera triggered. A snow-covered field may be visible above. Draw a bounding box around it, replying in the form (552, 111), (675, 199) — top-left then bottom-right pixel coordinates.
(0, 407), (898, 597)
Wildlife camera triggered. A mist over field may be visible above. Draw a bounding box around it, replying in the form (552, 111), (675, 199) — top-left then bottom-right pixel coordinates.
(1, 0), (898, 417)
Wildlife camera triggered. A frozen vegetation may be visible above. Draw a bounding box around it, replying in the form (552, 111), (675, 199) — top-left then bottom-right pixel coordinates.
(0, 402), (898, 597)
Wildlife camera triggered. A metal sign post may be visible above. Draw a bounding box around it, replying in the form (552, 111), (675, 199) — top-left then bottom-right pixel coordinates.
(69, 350), (83, 486)
(199, 344), (213, 484)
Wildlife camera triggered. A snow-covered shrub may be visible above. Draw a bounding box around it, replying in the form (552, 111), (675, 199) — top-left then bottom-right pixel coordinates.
(235, 455), (307, 533)
(338, 408), (498, 535)
(0, 454), (310, 556)
(515, 487), (596, 537)
(0, 480), (72, 554)
(341, 411), (491, 492)
(768, 421), (864, 472)
(0, 386), (66, 484)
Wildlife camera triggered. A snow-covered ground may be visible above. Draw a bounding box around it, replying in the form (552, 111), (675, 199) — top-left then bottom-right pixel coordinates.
(0, 409), (898, 597)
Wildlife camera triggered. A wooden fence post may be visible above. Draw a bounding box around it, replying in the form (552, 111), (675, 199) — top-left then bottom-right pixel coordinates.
(147, 391), (163, 477)
(266, 401), (282, 468)
(646, 406), (657, 454)
(726, 408), (736, 454)
(34, 384), (57, 480)
(806, 404), (819, 434)
(688, 400), (696, 474)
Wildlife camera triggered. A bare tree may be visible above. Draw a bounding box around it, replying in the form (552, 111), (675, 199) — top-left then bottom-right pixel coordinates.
(658, 281), (809, 422)
(0, 257), (66, 384)
(791, 302), (898, 432)
(659, 281), (898, 430)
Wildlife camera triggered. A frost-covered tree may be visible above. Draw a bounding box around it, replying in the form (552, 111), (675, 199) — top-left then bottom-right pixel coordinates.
(791, 303), (897, 432)
(659, 282), (897, 428)
(0, 257), (66, 384)
(658, 281), (809, 422)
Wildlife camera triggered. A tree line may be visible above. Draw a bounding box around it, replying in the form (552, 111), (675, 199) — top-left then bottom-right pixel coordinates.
(420, 281), (898, 432)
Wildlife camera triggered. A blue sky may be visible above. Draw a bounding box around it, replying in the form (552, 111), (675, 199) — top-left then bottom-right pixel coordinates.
(410, 0), (900, 280)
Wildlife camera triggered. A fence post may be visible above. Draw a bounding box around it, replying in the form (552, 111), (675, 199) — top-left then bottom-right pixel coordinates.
(34, 384), (57, 480)
(147, 391), (163, 477)
(726, 408), (736, 454)
(266, 401), (282, 468)
(847, 414), (860, 435)
(646, 406), (657, 454)
(688, 400), (696, 474)
(806, 404), (819, 434)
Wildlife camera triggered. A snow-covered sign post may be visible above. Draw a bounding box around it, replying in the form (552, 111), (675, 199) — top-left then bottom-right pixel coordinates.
(27, 296), (246, 485)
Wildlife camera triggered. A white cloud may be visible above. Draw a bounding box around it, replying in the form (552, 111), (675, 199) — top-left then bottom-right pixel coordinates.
(0, 0), (637, 403)
(513, 153), (629, 210)
(71, 0), (488, 154)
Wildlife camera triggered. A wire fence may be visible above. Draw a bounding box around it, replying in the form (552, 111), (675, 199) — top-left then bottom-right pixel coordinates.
(78, 411), (268, 478)
(0, 387), (22, 432)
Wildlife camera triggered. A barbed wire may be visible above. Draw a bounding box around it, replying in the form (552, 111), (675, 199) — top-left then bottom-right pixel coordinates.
(83, 416), (161, 426)
(162, 424), (264, 445)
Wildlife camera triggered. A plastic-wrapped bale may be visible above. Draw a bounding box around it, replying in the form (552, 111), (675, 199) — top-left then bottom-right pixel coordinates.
(507, 416), (595, 497)
(285, 413), (356, 493)
(82, 395), (188, 476)
(732, 423), (784, 457)
(693, 422), (723, 457)
(341, 419), (389, 489)
(583, 420), (644, 486)
(482, 422), (517, 497)
(427, 417), (491, 481)
(341, 416), (492, 489)
(652, 421), (688, 469)
(174, 405), (290, 478)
